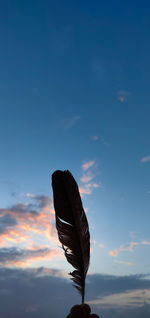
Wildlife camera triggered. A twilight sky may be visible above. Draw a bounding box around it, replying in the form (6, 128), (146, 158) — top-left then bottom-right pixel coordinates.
(0, 1), (150, 317)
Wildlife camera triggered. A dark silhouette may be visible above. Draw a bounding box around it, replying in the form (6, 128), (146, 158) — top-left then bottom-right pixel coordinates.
(52, 170), (90, 305)
(66, 304), (99, 317)
(52, 171), (99, 317)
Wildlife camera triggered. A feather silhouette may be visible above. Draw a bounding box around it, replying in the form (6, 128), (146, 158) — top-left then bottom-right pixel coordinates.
(52, 170), (90, 304)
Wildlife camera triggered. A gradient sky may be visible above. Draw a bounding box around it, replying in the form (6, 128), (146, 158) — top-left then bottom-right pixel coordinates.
(0, 1), (150, 317)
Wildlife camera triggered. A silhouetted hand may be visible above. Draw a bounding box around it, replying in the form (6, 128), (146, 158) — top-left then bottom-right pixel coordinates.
(66, 304), (99, 318)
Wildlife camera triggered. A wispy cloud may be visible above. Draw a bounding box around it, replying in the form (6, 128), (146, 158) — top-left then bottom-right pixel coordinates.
(129, 231), (137, 239)
(117, 90), (129, 103)
(79, 186), (92, 195)
(101, 136), (110, 147)
(80, 160), (102, 196)
(141, 240), (150, 245)
(109, 242), (138, 257)
(88, 289), (150, 308)
(98, 243), (105, 248)
(91, 135), (99, 141)
(109, 240), (150, 257)
(82, 160), (95, 171)
(79, 183), (100, 196)
(91, 240), (105, 249)
(90, 135), (110, 146)
(114, 259), (134, 267)
(140, 155), (150, 163)
(62, 115), (80, 129)
(80, 172), (94, 183)
(25, 193), (35, 198)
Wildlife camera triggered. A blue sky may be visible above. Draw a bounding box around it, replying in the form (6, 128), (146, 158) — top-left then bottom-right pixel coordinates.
(0, 1), (150, 317)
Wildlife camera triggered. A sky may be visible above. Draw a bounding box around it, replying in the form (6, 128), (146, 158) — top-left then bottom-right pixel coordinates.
(0, 1), (150, 317)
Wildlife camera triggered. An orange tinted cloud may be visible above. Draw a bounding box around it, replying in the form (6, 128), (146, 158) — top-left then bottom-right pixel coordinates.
(109, 249), (119, 257)
(79, 186), (92, 195)
(0, 195), (57, 244)
(0, 195), (59, 267)
(0, 246), (61, 267)
(109, 241), (150, 257)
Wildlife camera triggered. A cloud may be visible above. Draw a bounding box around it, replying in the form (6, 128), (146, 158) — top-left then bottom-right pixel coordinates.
(25, 193), (35, 198)
(88, 289), (150, 308)
(0, 247), (60, 267)
(91, 135), (110, 146)
(117, 90), (129, 103)
(82, 160), (95, 171)
(86, 273), (150, 302)
(130, 231), (137, 239)
(109, 240), (150, 257)
(91, 135), (99, 141)
(25, 194), (52, 209)
(0, 267), (73, 318)
(80, 172), (94, 183)
(0, 269), (150, 318)
(35, 195), (52, 209)
(0, 195), (58, 256)
(80, 160), (102, 196)
(141, 240), (150, 246)
(0, 214), (18, 234)
(91, 240), (105, 249)
(98, 243), (105, 248)
(140, 155), (150, 163)
(62, 115), (80, 129)
(79, 186), (92, 195)
(114, 260), (134, 267)
(109, 250), (118, 257)
(109, 242), (139, 257)
(79, 183), (100, 196)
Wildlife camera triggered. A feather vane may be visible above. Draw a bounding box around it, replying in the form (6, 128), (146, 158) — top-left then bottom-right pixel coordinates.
(52, 170), (90, 304)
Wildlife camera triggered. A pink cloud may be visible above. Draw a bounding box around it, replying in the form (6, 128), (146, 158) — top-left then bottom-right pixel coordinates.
(79, 182), (100, 196)
(0, 246), (61, 267)
(140, 155), (150, 163)
(82, 160), (95, 171)
(109, 240), (150, 257)
(79, 186), (92, 196)
(0, 195), (58, 253)
(80, 173), (94, 183)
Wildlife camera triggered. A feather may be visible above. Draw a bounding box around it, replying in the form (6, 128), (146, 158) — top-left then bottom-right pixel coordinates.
(52, 170), (90, 304)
